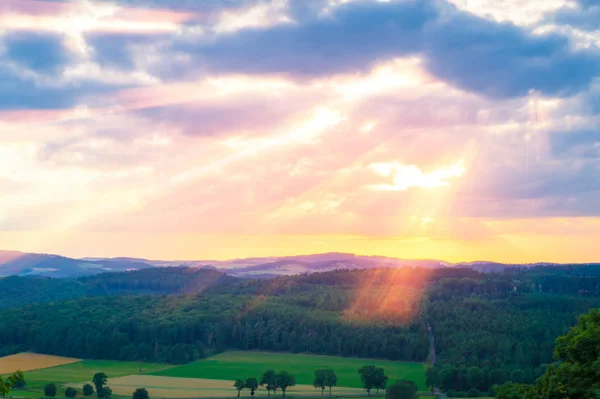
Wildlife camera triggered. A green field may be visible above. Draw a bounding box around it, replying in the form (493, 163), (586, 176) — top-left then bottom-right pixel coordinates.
(8, 360), (174, 396)
(152, 351), (426, 390)
(25, 360), (173, 383)
(6, 388), (42, 397)
(3, 352), (425, 397)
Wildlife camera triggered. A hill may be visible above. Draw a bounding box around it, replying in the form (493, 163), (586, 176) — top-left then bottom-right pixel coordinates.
(3, 249), (600, 279)
(0, 250), (155, 278)
(1, 266), (600, 394)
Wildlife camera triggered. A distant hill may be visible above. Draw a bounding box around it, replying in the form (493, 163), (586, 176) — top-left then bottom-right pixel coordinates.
(0, 250), (155, 278)
(2, 250), (600, 279)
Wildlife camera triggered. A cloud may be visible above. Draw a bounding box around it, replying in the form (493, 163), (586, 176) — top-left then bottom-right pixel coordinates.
(33, 0), (252, 11)
(423, 6), (600, 98)
(86, 32), (166, 69)
(150, 0), (599, 99)
(170, 0), (432, 77)
(551, 3), (600, 31)
(368, 161), (466, 191)
(36, 0), (599, 100)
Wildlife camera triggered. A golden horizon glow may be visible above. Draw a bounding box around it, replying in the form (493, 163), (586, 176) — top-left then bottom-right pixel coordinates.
(2, 218), (600, 264)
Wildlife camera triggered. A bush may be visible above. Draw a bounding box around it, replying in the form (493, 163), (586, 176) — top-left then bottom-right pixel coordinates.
(467, 388), (482, 397)
(83, 384), (94, 397)
(97, 387), (113, 398)
(44, 384), (57, 397)
(132, 388), (149, 399)
(387, 380), (417, 399)
(65, 387), (77, 398)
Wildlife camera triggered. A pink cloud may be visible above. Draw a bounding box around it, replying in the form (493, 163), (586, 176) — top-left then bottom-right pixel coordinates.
(0, 0), (70, 16)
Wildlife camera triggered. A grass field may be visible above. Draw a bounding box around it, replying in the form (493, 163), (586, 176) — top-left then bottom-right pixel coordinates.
(153, 351), (426, 390)
(25, 360), (174, 383)
(0, 354), (80, 374)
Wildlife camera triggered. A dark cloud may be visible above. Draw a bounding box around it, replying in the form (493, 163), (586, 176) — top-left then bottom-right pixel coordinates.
(167, 0), (600, 99)
(1, 32), (72, 74)
(423, 6), (600, 98)
(174, 0), (432, 76)
(81, 0), (600, 99)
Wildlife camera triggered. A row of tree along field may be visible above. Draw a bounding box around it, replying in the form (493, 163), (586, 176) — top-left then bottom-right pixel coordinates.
(233, 366), (389, 398)
(2, 267), (600, 394)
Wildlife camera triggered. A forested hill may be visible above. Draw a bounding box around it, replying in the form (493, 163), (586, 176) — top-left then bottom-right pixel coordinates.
(1, 266), (600, 395)
(0, 267), (238, 309)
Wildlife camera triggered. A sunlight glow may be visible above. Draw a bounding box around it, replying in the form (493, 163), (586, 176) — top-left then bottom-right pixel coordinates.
(368, 161), (466, 191)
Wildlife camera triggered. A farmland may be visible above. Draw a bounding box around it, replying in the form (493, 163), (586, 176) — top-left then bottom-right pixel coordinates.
(103, 376), (365, 398)
(1, 355), (174, 397)
(152, 351), (426, 390)
(25, 360), (174, 384)
(1, 352), (425, 398)
(0, 353), (80, 374)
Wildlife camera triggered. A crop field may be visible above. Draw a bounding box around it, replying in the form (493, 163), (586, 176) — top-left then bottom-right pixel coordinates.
(24, 359), (174, 384)
(153, 351), (426, 390)
(98, 375), (366, 398)
(2, 351), (425, 398)
(0, 353), (80, 374)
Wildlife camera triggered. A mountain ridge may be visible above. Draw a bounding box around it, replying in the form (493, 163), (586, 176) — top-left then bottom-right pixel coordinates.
(1, 249), (599, 279)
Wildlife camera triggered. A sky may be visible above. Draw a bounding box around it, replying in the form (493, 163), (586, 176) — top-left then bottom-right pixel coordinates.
(0, 0), (599, 263)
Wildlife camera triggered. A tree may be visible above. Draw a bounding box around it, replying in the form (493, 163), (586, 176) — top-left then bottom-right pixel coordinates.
(276, 371), (295, 397)
(65, 387), (78, 398)
(260, 370), (277, 397)
(466, 366), (484, 391)
(99, 386), (113, 398)
(93, 372), (112, 398)
(358, 366), (386, 396)
(245, 378), (259, 397)
(234, 379), (246, 398)
(7, 370), (25, 389)
(510, 368), (526, 384)
(0, 377), (11, 398)
(386, 380), (417, 399)
(313, 370), (327, 396)
(44, 383), (57, 397)
(132, 388), (149, 399)
(549, 308), (600, 399)
(324, 370), (337, 396)
(488, 369), (506, 386)
(374, 368), (388, 395)
(493, 382), (533, 399)
(83, 384), (95, 397)
(425, 367), (440, 392)
(496, 308), (600, 399)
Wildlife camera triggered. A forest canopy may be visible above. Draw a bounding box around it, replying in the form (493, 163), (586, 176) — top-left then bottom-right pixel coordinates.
(1, 266), (600, 394)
